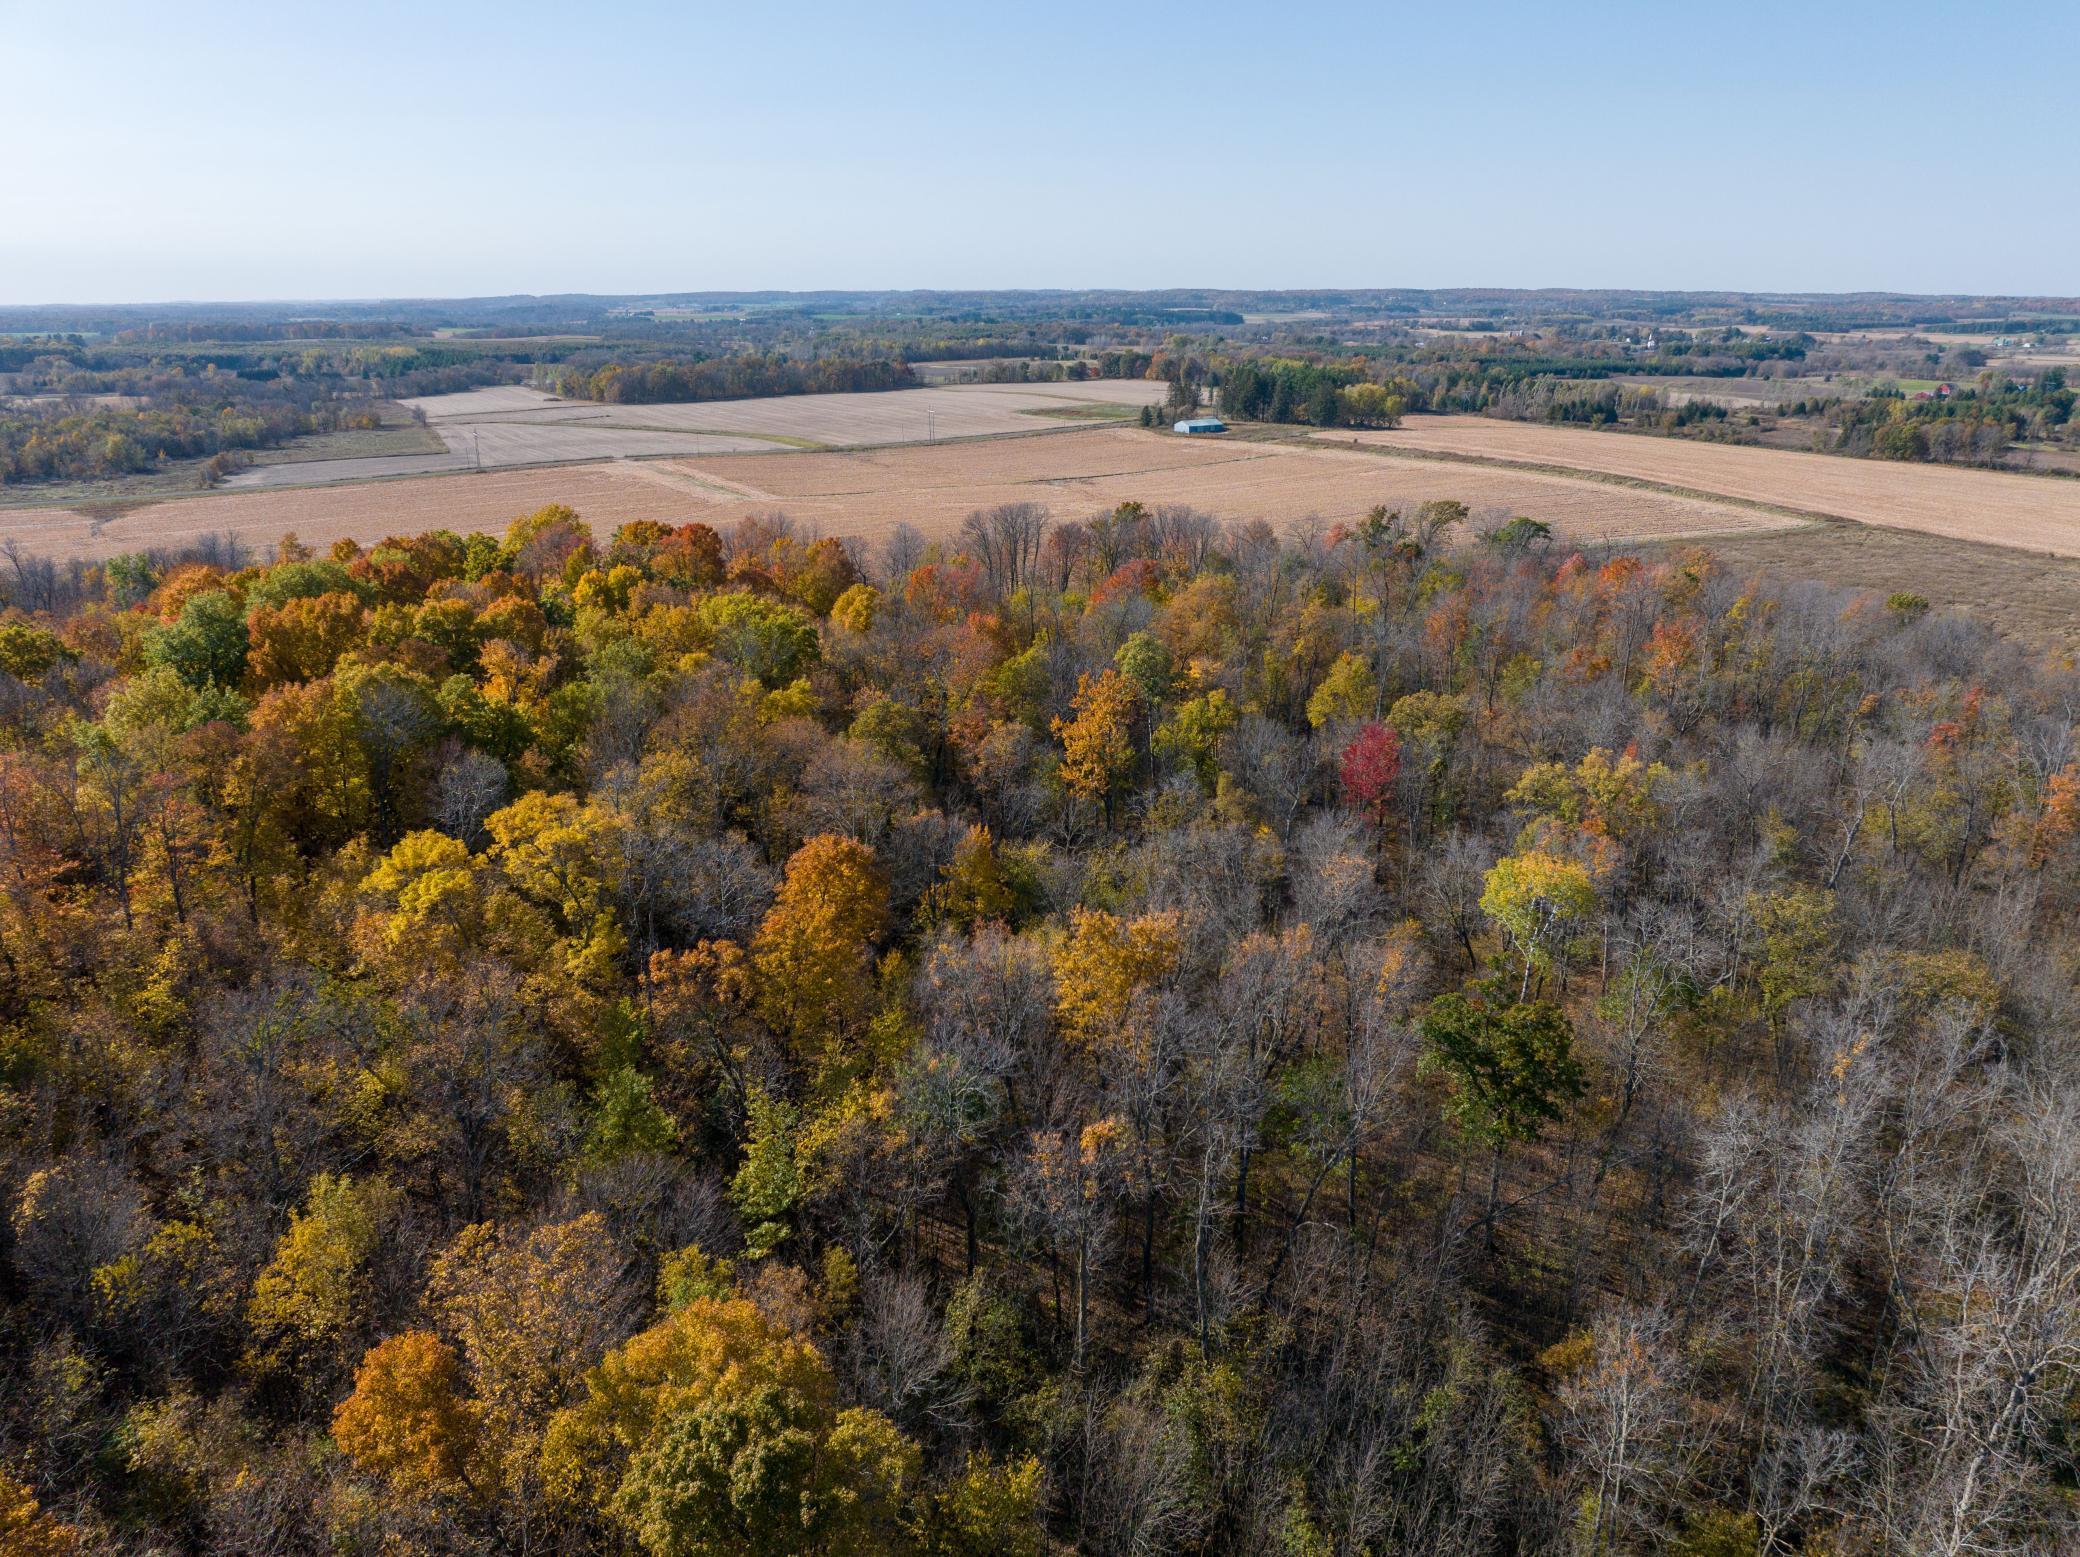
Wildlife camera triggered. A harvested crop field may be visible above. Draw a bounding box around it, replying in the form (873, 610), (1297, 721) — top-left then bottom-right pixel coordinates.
(2, 426), (1798, 563)
(1324, 417), (2080, 554)
(633, 428), (1795, 550)
(404, 379), (1167, 442)
(218, 381), (1173, 490)
(0, 464), (746, 562)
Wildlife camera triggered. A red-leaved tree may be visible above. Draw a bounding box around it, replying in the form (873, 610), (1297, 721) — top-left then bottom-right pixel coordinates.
(1340, 721), (1402, 835)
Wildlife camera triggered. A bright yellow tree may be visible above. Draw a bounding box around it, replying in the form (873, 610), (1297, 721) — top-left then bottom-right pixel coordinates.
(0, 1472), (81, 1556)
(1505, 746), (1670, 845)
(358, 830), (484, 970)
(925, 824), (1017, 930)
(1050, 906), (1184, 1053)
(485, 790), (613, 935)
(424, 1212), (629, 1468)
(246, 1173), (400, 1378)
(1305, 650), (1378, 729)
(1480, 850), (1598, 998)
(751, 835), (888, 1058)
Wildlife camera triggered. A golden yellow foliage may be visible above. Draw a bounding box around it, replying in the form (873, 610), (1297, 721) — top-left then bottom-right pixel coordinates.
(1505, 746), (1671, 844)
(925, 824), (1016, 930)
(0, 1471), (80, 1557)
(425, 1212), (626, 1451)
(333, 1331), (481, 1496)
(916, 1452), (1046, 1557)
(1479, 850), (1598, 975)
(1052, 668), (1138, 815)
(358, 831), (483, 966)
(1050, 906), (1184, 1051)
(247, 1174), (399, 1370)
(485, 790), (611, 930)
(539, 1293), (916, 1557)
(1305, 650), (1378, 729)
(247, 590), (365, 686)
(829, 581), (880, 634)
(751, 835), (888, 1053)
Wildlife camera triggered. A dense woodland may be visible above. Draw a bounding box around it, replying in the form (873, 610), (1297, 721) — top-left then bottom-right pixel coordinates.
(1215, 360), (1417, 429)
(1824, 371), (2076, 464)
(0, 346), (516, 489)
(4, 487), (2080, 1555)
(0, 387), (354, 487)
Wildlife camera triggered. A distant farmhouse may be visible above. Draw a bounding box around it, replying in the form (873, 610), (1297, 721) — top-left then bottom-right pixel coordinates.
(1174, 416), (1227, 435)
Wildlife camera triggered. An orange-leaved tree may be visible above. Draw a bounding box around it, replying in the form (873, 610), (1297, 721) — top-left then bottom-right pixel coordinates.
(333, 1330), (483, 1498)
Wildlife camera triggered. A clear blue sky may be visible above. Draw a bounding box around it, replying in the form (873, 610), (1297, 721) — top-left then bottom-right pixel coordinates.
(4, 0), (2074, 304)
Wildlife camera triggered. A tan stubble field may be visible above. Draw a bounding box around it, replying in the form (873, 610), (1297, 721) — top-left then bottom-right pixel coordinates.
(0, 426), (1802, 563)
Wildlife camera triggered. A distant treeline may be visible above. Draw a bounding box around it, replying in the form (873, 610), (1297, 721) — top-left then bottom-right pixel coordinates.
(1407, 360), (1747, 416)
(3, 339), (527, 397)
(546, 353), (919, 404)
(0, 343), (504, 487)
(0, 339), (81, 374)
(1476, 376), (1730, 431)
(1213, 351), (1771, 430)
(967, 351), (1163, 384)
(1468, 367), (2076, 467)
(5, 288), (2075, 353)
(110, 320), (430, 344)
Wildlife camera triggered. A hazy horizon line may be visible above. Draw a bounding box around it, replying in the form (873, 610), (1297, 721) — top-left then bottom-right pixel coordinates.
(5, 283), (2078, 314)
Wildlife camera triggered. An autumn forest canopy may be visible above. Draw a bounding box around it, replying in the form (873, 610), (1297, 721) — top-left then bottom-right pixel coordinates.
(5, 484), (2080, 1556)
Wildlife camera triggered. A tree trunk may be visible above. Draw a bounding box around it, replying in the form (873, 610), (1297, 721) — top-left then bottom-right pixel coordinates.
(1141, 1188), (1156, 1323)
(1484, 1143), (1504, 1253)
(1074, 1237), (1089, 1371)
(956, 1171), (976, 1276)
(1232, 1145), (1251, 1252)
(1193, 1198), (1212, 1357)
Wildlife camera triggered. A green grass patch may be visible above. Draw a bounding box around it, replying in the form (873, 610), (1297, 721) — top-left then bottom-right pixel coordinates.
(247, 419), (446, 466)
(0, 465), (219, 509)
(1021, 403), (1140, 422)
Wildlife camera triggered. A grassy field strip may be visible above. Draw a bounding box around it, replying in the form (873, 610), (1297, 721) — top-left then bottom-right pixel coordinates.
(1327, 418), (2080, 556)
(1635, 520), (2080, 652)
(1307, 434), (1840, 529)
